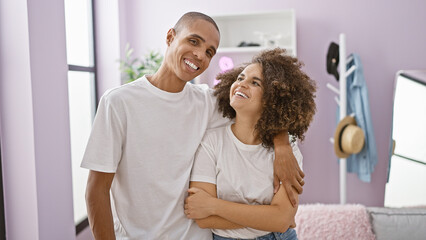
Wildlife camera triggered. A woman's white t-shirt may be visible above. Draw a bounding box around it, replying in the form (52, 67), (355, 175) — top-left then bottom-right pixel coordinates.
(190, 124), (303, 239)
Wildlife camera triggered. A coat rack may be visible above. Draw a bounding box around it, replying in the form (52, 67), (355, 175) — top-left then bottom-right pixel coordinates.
(327, 33), (357, 204)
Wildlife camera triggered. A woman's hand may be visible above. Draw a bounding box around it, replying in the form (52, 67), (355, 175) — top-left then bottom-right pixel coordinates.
(184, 187), (217, 219)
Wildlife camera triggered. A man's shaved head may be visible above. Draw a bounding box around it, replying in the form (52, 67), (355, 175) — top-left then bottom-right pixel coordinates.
(173, 12), (220, 36)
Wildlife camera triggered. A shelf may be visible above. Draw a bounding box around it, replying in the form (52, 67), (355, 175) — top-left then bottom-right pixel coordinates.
(217, 46), (263, 53)
(212, 10), (297, 56)
(198, 10), (297, 87)
(217, 46), (295, 55)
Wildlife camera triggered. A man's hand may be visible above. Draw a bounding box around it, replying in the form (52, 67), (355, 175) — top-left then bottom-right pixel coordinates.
(273, 132), (305, 208)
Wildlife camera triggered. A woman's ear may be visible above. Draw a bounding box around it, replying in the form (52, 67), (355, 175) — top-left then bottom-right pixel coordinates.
(166, 28), (176, 46)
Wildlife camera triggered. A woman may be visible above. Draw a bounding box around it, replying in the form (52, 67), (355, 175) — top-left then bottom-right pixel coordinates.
(184, 48), (317, 240)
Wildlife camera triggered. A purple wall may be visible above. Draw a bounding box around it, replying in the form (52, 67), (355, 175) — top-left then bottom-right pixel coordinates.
(122, 0), (426, 206)
(0, 0), (75, 239)
(0, 0), (40, 238)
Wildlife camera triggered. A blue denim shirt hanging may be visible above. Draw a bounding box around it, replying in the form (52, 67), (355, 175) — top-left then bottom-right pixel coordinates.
(338, 54), (378, 182)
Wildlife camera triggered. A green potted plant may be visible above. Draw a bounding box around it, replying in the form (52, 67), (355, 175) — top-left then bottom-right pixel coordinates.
(119, 44), (163, 83)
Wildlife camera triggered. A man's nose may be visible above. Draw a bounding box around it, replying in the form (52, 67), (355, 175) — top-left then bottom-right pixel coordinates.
(193, 49), (206, 61)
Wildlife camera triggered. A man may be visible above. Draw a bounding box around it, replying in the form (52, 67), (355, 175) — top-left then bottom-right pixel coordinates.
(82, 12), (304, 240)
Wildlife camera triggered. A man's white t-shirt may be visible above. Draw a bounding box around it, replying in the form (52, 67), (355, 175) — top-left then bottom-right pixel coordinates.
(190, 124), (303, 239)
(81, 76), (229, 240)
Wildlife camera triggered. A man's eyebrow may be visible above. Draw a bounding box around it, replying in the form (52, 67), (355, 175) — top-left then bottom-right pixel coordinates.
(190, 34), (217, 54)
(190, 34), (205, 42)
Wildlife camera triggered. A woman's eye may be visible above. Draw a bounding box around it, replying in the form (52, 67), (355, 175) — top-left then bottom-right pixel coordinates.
(237, 77), (243, 81)
(253, 81), (260, 86)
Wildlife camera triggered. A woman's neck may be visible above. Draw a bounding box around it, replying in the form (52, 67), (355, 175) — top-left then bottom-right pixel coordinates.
(231, 114), (261, 145)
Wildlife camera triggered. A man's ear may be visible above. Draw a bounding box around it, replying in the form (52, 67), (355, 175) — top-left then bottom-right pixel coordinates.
(166, 28), (176, 46)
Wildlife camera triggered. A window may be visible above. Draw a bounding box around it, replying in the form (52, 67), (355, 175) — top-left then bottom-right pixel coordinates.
(64, 0), (97, 233)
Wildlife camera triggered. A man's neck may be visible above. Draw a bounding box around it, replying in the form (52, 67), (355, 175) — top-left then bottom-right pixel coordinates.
(148, 65), (187, 93)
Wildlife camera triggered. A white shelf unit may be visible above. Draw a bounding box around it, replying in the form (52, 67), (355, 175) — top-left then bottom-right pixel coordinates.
(212, 10), (297, 56)
(197, 10), (297, 87)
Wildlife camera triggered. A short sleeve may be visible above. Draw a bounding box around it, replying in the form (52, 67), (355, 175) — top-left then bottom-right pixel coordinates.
(190, 133), (218, 184)
(206, 89), (231, 129)
(80, 90), (126, 173)
(290, 140), (304, 170)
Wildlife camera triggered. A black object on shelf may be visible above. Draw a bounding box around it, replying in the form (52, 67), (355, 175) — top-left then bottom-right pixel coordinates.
(238, 41), (261, 47)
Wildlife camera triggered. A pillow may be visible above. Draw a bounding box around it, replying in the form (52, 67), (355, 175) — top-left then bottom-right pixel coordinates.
(367, 207), (426, 240)
(295, 204), (375, 240)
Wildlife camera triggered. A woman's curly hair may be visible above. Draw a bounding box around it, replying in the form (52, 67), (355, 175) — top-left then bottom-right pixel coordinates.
(214, 48), (317, 149)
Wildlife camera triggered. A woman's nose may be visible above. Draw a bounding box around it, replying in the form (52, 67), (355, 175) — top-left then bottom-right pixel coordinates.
(238, 79), (248, 87)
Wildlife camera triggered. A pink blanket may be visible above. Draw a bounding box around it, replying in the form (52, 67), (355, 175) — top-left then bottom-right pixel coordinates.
(295, 204), (376, 240)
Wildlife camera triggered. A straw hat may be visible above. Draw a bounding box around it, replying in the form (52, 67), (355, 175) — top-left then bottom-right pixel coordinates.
(334, 116), (365, 158)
